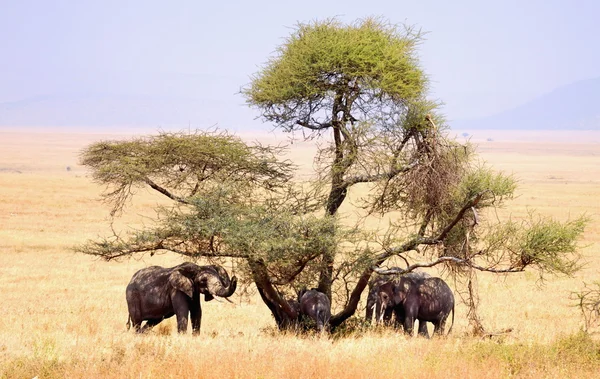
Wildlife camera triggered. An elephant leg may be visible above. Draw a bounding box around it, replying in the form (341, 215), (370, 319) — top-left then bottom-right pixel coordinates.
(393, 314), (402, 330)
(130, 318), (143, 333)
(403, 315), (415, 336)
(417, 320), (430, 338)
(172, 292), (191, 333)
(433, 317), (447, 336)
(127, 293), (144, 333)
(140, 318), (163, 333)
(389, 306), (405, 329)
(190, 299), (202, 335)
(383, 307), (394, 326)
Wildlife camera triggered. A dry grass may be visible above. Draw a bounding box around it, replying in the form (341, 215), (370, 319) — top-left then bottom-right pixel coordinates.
(1, 128), (600, 378)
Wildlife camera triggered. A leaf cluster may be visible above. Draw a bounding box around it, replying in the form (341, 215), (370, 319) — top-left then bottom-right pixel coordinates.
(79, 130), (293, 215)
(79, 186), (343, 287)
(244, 17), (427, 130)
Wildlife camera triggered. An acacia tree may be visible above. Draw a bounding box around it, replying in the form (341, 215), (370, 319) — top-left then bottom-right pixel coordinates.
(242, 17), (587, 330)
(78, 17), (588, 332)
(77, 131), (344, 328)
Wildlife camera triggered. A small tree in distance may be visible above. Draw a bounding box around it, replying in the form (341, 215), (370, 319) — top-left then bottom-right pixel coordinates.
(78, 17), (588, 333)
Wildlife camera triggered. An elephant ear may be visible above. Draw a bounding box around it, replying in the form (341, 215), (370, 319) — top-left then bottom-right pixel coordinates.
(168, 270), (194, 298)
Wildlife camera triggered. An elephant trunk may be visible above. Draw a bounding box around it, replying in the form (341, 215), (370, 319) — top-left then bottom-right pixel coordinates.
(366, 298), (375, 323)
(207, 274), (237, 298)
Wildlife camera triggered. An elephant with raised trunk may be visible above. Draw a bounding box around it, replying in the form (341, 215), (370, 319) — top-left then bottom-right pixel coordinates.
(377, 275), (454, 338)
(126, 263), (237, 334)
(298, 288), (331, 332)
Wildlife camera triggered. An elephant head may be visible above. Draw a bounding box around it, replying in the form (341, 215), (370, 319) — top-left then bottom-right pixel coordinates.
(372, 271), (430, 324)
(377, 276), (417, 322)
(377, 281), (397, 323)
(168, 262), (237, 301)
(366, 276), (390, 324)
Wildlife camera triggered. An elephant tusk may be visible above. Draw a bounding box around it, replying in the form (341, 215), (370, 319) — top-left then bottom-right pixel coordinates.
(213, 297), (236, 305)
(370, 304), (375, 310)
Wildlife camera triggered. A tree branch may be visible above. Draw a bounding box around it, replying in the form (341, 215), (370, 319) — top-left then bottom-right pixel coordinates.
(436, 192), (484, 241)
(329, 233), (427, 328)
(342, 160), (418, 186)
(144, 178), (190, 204)
(296, 120), (332, 130)
(373, 256), (525, 275)
(269, 252), (323, 285)
(81, 238), (249, 261)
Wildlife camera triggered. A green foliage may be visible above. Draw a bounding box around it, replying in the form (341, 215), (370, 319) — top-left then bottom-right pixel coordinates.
(78, 179), (346, 290)
(79, 130), (293, 214)
(433, 165), (516, 259)
(244, 17), (426, 130)
(454, 165), (516, 207)
(474, 212), (589, 275)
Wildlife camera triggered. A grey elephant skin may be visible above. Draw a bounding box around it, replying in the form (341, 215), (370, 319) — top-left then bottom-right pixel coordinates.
(378, 275), (454, 337)
(365, 271), (430, 326)
(298, 289), (331, 332)
(126, 263), (237, 334)
(365, 276), (394, 325)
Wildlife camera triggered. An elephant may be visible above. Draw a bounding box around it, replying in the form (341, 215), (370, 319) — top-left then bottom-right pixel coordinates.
(377, 275), (454, 338)
(365, 271), (430, 326)
(297, 288), (331, 332)
(125, 262), (237, 334)
(365, 276), (394, 325)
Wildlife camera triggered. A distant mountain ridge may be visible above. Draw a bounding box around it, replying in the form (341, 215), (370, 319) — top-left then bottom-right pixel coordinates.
(0, 93), (256, 131)
(451, 77), (600, 131)
(1, 77), (598, 131)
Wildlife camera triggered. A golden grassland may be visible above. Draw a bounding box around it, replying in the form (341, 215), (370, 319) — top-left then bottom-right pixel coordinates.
(1, 128), (599, 378)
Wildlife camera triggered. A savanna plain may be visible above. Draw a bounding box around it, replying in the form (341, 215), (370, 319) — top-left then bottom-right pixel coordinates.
(1, 128), (600, 378)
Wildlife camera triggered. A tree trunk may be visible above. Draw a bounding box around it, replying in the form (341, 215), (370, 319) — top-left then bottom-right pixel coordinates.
(249, 259), (298, 329)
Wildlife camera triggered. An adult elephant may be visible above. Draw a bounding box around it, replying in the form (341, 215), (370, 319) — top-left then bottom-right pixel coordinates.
(298, 288), (331, 332)
(377, 275), (454, 338)
(365, 276), (394, 325)
(366, 271), (430, 327)
(126, 263), (237, 334)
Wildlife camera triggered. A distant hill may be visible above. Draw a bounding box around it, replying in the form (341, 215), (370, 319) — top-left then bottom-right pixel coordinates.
(0, 70), (258, 132)
(451, 77), (600, 131)
(0, 93), (257, 131)
(1, 76), (599, 132)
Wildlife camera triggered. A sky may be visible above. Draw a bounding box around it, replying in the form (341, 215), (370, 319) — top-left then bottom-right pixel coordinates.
(1, 0), (599, 131)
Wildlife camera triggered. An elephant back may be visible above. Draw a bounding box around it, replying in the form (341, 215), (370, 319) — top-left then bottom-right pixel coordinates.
(418, 277), (454, 308)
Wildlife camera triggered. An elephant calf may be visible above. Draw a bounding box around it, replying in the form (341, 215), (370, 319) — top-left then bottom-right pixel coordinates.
(298, 288), (331, 333)
(126, 263), (237, 334)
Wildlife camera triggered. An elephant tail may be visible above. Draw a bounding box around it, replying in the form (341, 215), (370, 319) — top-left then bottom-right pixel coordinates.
(126, 315), (131, 331)
(316, 309), (329, 332)
(447, 303), (455, 336)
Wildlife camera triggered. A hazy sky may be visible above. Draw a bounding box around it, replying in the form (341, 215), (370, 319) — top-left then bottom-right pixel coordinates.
(1, 0), (599, 129)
